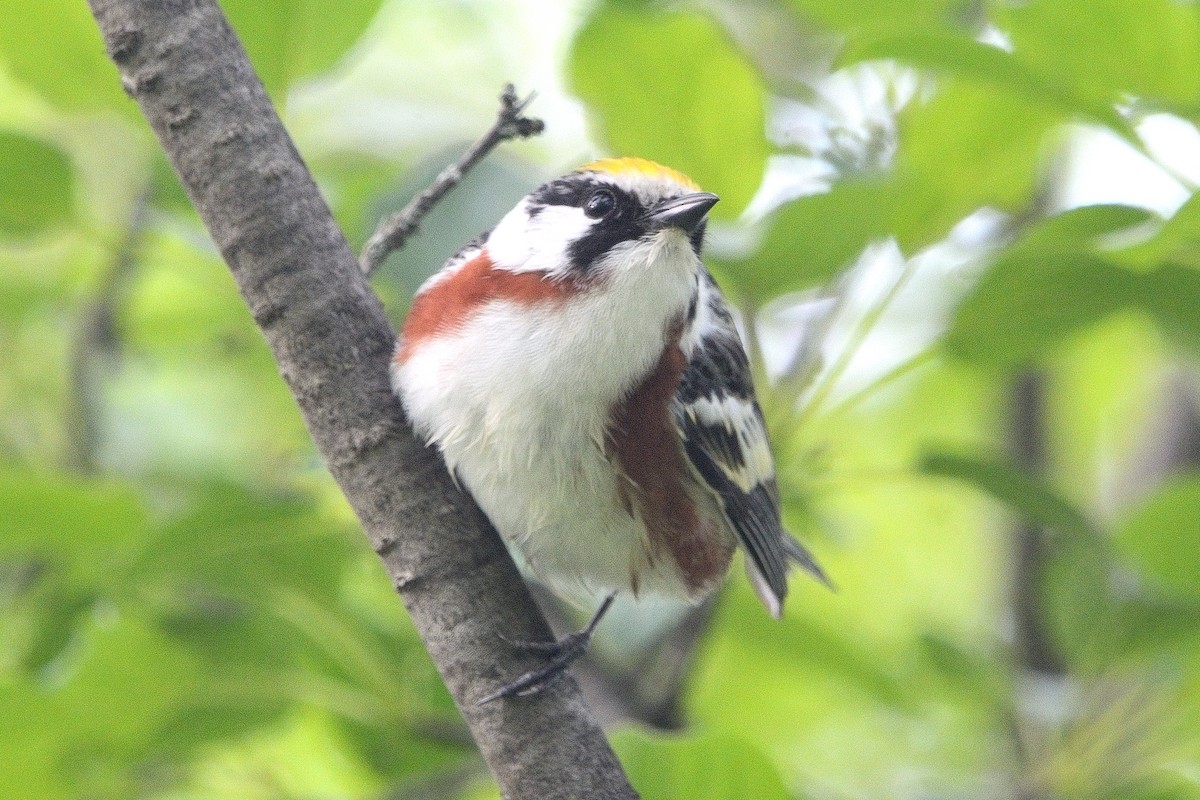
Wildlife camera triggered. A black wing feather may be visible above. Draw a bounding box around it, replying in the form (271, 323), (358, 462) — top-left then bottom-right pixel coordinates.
(678, 409), (791, 603)
(673, 275), (828, 612)
(672, 331), (780, 598)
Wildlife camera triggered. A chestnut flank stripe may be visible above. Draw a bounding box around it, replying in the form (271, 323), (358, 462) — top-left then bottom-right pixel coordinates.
(606, 328), (733, 593)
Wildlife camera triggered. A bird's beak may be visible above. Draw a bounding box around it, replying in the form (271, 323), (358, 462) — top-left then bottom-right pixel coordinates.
(647, 192), (719, 233)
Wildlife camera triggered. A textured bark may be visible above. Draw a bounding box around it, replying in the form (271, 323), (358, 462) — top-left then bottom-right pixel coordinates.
(84, 2), (637, 797)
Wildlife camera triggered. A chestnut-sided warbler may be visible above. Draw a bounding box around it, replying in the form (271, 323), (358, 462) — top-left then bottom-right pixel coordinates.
(392, 157), (827, 700)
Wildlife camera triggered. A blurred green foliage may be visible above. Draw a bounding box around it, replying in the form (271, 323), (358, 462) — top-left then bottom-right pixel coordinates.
(570, 5), (769, 216)
(2, 0), (1200, 798)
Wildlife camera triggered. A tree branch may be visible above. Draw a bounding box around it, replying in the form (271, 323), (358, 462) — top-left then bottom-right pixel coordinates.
(84, 2), (636, 797)
(359, 84), (544, 277)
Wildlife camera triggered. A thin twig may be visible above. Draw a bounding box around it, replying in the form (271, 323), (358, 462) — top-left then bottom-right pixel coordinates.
(360, 83), (544, 276)
(820, 347), (937, 421)
(794, 253), (921, 432)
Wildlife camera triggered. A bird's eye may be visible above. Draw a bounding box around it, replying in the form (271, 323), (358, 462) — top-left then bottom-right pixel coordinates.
(584, 189), (616, 219)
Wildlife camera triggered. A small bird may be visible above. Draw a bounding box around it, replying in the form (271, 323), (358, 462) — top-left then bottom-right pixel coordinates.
(392, 157), (827, 700)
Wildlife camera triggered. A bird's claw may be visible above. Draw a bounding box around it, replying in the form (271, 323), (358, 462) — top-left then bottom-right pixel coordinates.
(476, 639), (584, 704)
(477, 593), (616, 705)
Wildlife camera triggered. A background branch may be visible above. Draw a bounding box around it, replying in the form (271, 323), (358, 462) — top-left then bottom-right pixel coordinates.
(359, 84), (544, 277)
(1009, 370), (1065, 677)
(65, 183), (153, 475)
(84, 1), (635, 798)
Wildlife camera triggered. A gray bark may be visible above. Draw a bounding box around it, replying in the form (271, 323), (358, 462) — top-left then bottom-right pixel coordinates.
(83, 1), (637, 797)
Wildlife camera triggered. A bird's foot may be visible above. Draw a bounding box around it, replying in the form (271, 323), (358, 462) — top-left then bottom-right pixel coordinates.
(477, 592), (616, 705)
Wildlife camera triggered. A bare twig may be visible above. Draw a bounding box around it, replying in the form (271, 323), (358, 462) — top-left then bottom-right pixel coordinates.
(360, 83), (544, 276)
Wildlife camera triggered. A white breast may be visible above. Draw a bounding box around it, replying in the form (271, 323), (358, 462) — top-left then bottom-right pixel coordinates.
(393, 234), (700, 601)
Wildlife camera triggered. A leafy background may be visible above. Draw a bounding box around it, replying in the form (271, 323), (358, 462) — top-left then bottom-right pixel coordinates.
(2, 0), (1200, 798)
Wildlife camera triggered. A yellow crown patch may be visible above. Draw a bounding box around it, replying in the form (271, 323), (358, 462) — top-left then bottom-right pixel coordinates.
(577, 157), (701, 191)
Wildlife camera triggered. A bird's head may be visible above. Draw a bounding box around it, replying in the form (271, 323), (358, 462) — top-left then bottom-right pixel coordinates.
(484, 157), (719, 283)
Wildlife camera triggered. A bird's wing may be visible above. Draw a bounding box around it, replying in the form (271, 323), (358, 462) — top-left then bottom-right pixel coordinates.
(672, 273), (827, 617)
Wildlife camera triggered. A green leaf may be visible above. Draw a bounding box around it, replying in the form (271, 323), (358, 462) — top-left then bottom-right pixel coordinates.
(1138, 264), (1200, 355)
(0, 472), (150, 670)
(789, 0), (959, 35)
(1042, 536), (1115, 670)
(1116, 192), (1200, 270)
(611, 728), (792, 800)
(843, 31), (1132, 138)
(944, 204), (1200, 366)
(1116, 476), (1200, 597)
(54, 614), (203, 753)
(919, 450), (1101, 544)
(692, 588), (915, 736)
(999, 0), (1200, 107)
(917, 633), (1006, 707)
(890, 80), (1060, 251)
(222, 0), (384, 96)
(1, 616), (205, 799)
(0, 132), (74, 237)
(1013, 204), (1157, 257)
(129, 482), (353, 604)
(725, 178), (896, 298)
(944, 253), (1140, 367)
(0, 680), (71, 800)
(0, 0), (381, 111)
(0, 470), (147, 558)
(568, 4), (769, 216)
(0, 0), (129, 111)
(1107, 593), (1200, 658)
(728, 85), (1090, 300)
(18, 589), (98, 673)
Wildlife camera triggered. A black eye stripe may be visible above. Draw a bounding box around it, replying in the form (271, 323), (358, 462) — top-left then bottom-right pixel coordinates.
(528, 175), (605, 210)
(525, 172), (706, 269)
(567, 212), (643, 271)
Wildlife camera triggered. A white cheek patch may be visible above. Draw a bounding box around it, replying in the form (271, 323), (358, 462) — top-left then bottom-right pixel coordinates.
(483, 202), (534, 268)
(487, 201), (595, 275)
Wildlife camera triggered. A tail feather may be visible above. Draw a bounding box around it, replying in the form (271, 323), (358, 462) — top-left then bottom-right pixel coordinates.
(746, 534), (833, 619)
(781, 534), (835, 591)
